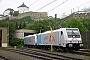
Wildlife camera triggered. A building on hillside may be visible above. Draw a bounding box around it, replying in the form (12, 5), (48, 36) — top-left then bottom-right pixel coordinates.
(16, 2), (47, 20)
(62, 11), (90, 20)
(15, 11), (48, 20)
(3, 8), (14, 16)
(0, 14), (4, 20)
(2, 2), (48, 20)
(18, 2), (29, 14)
(0, 16), (7, 20)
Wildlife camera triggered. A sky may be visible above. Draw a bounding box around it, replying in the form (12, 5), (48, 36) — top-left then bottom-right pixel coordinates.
(0, 0), (90, 18)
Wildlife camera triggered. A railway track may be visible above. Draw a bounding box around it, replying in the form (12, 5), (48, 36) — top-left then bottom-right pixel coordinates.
(71, 50), (90, 56)
(5, 47), (82, 60)
(0, 56), (10, 60)
(55, 48), (90, 57)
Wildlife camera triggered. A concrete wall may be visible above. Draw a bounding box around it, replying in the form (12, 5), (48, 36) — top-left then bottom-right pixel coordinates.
(0, 27), (7, 47)
(62, 11), (90, 20)
(14, 11), (48, 20)
(81, 30), (90, 49)
(0, 11), (48, 21)
(13, 29), (36, 39)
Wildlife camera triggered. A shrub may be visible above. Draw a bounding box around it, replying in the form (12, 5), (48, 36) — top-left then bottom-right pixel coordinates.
(9, 38), (24, 46)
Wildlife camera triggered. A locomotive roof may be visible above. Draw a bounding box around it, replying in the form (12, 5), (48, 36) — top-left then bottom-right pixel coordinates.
(24, 34), (37, 38)
(38, 28), (79, 34)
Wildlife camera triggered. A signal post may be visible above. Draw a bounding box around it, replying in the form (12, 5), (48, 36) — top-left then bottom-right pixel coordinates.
(50, 28), (54, 52)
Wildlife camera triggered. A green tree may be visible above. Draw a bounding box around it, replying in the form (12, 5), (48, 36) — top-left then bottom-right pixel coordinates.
(8, 22), (15, 39)
(15, 22), (19, 29)
(25, 17), (61, 33)
(82, 18), (90, 30)
(0, 20), (16, 40)
(22, 22), (26, 28)
(9, 38), (23, 46)
(60, 20), (68, 28)
(33, 20), (49, 33)
(66, 18), (88, 32)
(10, 16), (33, 26)
(10, 11), (13, 16)
(13, 11), (19, 16)
(19, 23), (22, 29)
(20, 16), (33, 23)
(0, 20), (7, 27)
(26, 23), (34, 30)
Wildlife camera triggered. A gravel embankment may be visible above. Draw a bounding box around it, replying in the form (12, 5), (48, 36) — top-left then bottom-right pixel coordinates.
(0, 50), (39, 60)
(0, 49), (90, 60)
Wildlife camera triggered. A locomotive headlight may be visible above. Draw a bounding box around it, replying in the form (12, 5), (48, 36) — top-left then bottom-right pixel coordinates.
(80, 41), (82, 43)
(67, 40), (72, 43)
(80, 44), (83, 47)
(69, 44), (73, 47)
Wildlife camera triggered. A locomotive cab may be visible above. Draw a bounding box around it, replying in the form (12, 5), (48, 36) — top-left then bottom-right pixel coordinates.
(65, 28), (83, 50)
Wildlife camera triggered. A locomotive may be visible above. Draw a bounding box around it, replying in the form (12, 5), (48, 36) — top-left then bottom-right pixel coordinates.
(24, 28), (83, 51)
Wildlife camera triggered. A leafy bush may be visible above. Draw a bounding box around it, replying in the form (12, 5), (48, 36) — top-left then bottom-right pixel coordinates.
(9, 38), (24, 46)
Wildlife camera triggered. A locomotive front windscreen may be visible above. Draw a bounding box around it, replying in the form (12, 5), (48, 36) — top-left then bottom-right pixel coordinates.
(66, 29), (80, 38)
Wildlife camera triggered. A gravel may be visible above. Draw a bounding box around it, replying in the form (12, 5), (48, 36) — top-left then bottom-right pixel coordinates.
(0, 50), (40, 60)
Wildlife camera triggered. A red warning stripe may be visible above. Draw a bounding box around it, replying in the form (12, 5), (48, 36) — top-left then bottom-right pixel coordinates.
(72, 38), (77, 40)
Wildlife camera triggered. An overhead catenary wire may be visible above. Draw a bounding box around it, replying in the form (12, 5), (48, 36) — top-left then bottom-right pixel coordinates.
(48, 0), (68, 12)
(36, 0), (57, 11)
(63, 1), (90, 15)
(29, 0), (39, 7)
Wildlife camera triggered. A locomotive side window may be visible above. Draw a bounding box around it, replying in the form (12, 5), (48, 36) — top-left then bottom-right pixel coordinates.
(66, 29), (80, 38)
(61, 31), (63, 35)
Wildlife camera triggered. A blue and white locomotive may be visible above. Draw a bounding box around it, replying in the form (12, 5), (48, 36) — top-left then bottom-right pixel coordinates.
(24, 28), (83, 50)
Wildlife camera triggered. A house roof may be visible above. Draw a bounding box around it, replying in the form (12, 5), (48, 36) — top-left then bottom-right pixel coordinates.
(5, 8), (14, 11)
(18, 2), (29, 8)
